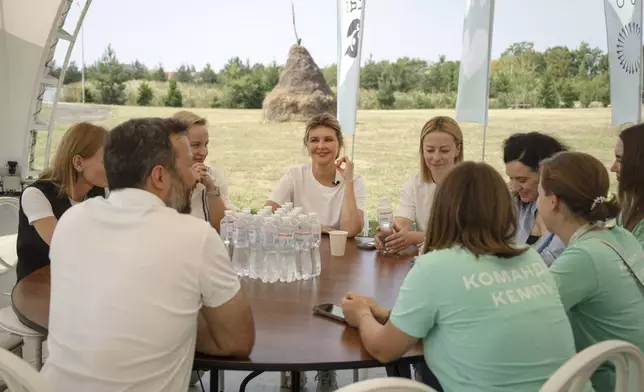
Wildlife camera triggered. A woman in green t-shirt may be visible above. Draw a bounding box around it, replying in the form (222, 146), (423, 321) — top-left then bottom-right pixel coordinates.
(538, 151), (644, 392)
(610, 124), (644, 248)
(341, 161), (586, 392)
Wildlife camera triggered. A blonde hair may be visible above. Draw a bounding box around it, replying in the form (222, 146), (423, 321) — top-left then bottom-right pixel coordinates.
(40, 122), (107, 198)
(171, 110), (207, 127)
(303, 112), (345, 158)
(419, 116), (464, 183)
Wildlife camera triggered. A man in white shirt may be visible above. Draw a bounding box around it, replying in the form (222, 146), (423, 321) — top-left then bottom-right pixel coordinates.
(41, 117), (255, 392)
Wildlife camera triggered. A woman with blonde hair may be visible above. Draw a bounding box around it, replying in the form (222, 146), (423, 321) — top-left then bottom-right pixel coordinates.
(171, 111), (237, 232)
(342, 161), (584, 392)
(16, 122), (108, 281)
(266, 112), (365, 238)
(266, 112), (365, 390)
(538, 151), (644, 391)
(377, 116), (463, 253)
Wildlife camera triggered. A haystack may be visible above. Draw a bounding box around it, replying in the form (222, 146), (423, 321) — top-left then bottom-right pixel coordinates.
(263, 45), (337, 122)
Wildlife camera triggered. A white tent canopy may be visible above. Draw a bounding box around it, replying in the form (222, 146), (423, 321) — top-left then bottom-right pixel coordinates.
(0, 0), (78, 180)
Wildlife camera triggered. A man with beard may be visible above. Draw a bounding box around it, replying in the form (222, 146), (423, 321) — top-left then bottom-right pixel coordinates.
(41, 117), (255, 392)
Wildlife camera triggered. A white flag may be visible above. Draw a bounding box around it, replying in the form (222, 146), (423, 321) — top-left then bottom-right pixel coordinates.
(455, 0), (496, 126)
(337, 0), (366, 137)
(604, 0), (642, 126)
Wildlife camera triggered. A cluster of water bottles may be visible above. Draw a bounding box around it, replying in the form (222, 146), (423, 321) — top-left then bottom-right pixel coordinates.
(219, 202), (322, 283)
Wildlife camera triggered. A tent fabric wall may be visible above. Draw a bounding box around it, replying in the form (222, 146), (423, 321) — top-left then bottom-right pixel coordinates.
(0, 0), (64, 177)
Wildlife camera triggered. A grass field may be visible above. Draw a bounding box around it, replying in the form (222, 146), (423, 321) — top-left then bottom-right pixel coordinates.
(35, 105), (622, 220)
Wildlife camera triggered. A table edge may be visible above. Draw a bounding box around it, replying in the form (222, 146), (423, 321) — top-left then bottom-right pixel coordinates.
(11, 277), (49, 336)
(193, 353), (424, 372)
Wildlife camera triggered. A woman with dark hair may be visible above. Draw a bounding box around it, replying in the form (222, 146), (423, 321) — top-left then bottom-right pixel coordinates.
(503, 132), (568, 265)
(538, 151), (644, 392)
(610, 124), (644, 247)
(341, 161), (584, 392)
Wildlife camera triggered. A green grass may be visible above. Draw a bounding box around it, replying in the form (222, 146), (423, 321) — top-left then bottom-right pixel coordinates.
(34, 105), (622, 221)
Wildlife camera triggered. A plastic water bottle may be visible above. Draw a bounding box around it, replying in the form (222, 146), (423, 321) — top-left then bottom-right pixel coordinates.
(378, 198), (394, 252)
(220, 210), (236, 259)
(295, 215), (313, 280)
(232, 212), (250, 276)
(278, 217), (296, 282)
(308, 212), (322, 276)
(248, 215), (264, 279)
(283, 202), (293, 213)
(261, 217), (279, 283)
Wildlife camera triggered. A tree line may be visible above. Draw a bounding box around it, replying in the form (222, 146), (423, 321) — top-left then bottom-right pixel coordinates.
(52, 41), (618, 110)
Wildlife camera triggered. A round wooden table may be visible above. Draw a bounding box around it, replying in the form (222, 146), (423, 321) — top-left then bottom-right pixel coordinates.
(12, 237), (423, 391)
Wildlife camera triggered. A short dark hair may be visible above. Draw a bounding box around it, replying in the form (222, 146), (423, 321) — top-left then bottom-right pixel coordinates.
(104, 117), (188, 191)
(423, 161), (527, 258)
(503, 132), (569, 171)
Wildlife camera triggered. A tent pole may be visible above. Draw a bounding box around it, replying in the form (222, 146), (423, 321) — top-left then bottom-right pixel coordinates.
(481, 124), (488, 161)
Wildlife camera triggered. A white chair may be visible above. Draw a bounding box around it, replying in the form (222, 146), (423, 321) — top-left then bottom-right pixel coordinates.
(0, 197), (45, 370)
(336, 377), (439, 392)
(0, 346), (50, 392)
(540, 340), (644, 392)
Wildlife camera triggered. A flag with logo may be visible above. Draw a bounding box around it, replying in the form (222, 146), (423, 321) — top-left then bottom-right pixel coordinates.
(337, 0), (366, 136)
(455, 0), (496, 126)
(604, 0), (642, 126)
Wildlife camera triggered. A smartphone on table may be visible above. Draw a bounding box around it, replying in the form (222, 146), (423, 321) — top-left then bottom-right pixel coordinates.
(313, 303), (346, 323)
(356, 241), (376, 250)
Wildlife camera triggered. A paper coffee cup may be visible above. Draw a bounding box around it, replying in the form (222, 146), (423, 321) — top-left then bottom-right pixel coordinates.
(329, 230), (349, 256)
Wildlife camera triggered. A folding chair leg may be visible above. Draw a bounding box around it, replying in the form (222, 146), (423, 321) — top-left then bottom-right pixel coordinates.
(218, 370), (224, 391)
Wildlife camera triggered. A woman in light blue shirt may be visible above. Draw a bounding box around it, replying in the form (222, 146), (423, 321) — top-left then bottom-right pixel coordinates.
(503, 132), (568, 265)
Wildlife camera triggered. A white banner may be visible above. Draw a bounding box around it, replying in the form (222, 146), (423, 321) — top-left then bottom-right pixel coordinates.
(604, 0), (642, 126)
(337, 0), (366, 137)
(455, 0), (496, 126)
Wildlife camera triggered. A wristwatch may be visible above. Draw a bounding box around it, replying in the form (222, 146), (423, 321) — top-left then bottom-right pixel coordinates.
(206, 186), (221, 197)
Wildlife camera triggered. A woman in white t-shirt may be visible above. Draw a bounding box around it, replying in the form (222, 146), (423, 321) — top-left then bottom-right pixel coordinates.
(266, 113), (365, 237)
(171, 111), (238, 233)
(377, 116), (463, 253)
(16, 122), (108, 281)
(266, 112), (365, 389)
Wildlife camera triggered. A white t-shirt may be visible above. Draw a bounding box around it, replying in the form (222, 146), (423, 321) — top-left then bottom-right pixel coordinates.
(41, 188), (241, 392)
(268, 163), (366, 228)
(20, 187), (80, 224)
(394, 174), (437, 233)
(190, 165), (238, 221)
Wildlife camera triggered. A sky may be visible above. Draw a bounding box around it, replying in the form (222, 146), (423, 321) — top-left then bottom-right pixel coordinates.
(56, 0), (612, 71)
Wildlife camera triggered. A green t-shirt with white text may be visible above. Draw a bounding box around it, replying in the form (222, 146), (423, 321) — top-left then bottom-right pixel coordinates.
(390, 246), (589, 392)
(617, 215), (644, 249)
(550, 226), (644, 392)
